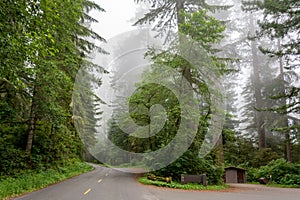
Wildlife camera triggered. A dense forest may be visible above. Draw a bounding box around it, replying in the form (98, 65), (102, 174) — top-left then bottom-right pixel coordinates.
(0, 0), (299, 191)
(0, 0), (106, 176)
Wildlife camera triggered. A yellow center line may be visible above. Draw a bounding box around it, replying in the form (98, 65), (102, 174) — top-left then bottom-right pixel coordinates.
(84, 188), (91, 195)
(98, 179), (102, 183)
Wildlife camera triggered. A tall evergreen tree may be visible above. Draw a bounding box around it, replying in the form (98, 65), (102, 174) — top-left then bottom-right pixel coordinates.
(243, 0), (300, 161)
(0, 0), (105, 174)
(129, 0), (229, 181)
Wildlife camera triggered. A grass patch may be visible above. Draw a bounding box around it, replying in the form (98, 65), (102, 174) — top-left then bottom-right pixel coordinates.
(138, 176), (228, 190)
(266, 183), (300, 188)
(0, 161), (93, 200)
(245, 182), (299, 188)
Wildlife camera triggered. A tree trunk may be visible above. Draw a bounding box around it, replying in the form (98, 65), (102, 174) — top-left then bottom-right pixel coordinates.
(176, 0), (184, 25)
(216, 134), (224, 165)
(176, 0), (193, 84)
(285, 130), (291, 162)
(278, 41), (291, 161)
(250, 14), (266, 149)
(26, 85), (37, 153)
(175, 0), (195, 147)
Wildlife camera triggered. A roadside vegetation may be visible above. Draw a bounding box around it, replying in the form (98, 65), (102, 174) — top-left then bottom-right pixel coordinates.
(246, 159), (300, 188)
(0, 161), (93, 200)
(138, 176), (228, 190)
(0, 0), (103, 199)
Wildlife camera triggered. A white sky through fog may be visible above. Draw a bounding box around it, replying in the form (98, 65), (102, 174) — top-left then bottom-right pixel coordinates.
(90, 0), (138, 41)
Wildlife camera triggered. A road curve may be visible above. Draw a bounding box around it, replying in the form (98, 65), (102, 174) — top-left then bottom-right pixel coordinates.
(14, 165), (300, 200)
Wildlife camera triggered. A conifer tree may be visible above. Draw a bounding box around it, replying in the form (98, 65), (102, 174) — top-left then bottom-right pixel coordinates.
(243, 0), (300, 161)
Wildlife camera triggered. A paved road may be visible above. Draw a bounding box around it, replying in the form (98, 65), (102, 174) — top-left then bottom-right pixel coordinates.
(14, 165), (300, 200)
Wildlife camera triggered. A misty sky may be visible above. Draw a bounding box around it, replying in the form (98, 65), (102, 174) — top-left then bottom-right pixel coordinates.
(90, 0), (138, 40)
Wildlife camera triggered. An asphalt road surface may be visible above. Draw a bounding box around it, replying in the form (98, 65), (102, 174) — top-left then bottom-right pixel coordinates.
(14, 165), (300, 200)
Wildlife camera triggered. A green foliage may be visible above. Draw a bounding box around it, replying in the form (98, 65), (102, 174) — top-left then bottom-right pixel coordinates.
(279, 174), (300, 186)
(0, 0), (105, 176)
(108, 0), (231, 184)
(0, 162), (93, 200)
(0, 139), (30, 176)
(0, 120), (83, 176)
(247, 158), (300, 186)
(109, 82), (181, 153)
(223, 134), (257, 167)
(253, 0), (299, 57)
(252, 149), (282, 167)
(246, 168), (259, 183)
(134, 0), (230, 40)
(138, 176), (228, 190)
(223, 131), (282, 168)
(179, 10), (225, 50)
(152, 151), (224, 185)
(242, 0), (299, 161)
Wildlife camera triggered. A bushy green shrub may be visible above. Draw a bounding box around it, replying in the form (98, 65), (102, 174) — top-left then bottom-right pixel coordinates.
(0, 136), (31, 176)
(139, 176), (228, 190)
(245, 168), (258, 183)
(151, 150), (224, 185)
(252, 148), (281, 168)
(249, 158), (300, 186)
(280, 174), (300, 186)
(0, 162), (93, 199)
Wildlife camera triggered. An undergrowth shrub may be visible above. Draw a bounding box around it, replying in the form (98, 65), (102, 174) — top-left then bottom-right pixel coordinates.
(247, 158), (300, 186)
